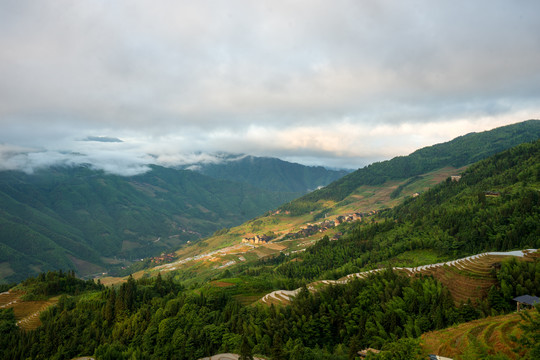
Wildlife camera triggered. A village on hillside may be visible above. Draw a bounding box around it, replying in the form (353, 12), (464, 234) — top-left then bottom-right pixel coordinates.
(243, 210), (380, 245)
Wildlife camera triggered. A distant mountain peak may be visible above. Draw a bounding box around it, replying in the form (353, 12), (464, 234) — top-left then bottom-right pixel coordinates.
(182, 154), (348, 193)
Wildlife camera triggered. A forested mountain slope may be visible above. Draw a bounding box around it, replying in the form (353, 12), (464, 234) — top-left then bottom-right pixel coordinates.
(121, 139), (539, 302)
(283, 119), (540, 212)
(0, 165), (295, 283)
(272, 140), (540, 282)
(193, 155), (349, 193)
(0, 256), (537, 359)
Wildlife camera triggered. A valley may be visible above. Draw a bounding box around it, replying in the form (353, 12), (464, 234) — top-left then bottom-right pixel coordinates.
(0, 122), (539, 359)
(0, 157), (345, 283)
(98, 165), (467, 285)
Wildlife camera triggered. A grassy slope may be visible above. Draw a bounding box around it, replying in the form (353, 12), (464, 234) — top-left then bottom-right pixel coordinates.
(255, 251), (538, 307)
(0, 290), (60, 331)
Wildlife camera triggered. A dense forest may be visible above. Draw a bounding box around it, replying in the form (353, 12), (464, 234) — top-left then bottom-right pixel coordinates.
(0, 262), (537, 359)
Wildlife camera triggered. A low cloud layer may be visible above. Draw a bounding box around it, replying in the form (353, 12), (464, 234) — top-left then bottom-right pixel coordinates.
(1, 1), (539, 173)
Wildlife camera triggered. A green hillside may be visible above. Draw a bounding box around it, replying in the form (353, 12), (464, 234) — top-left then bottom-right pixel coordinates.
(140, 140), (539, 305)
(283, 120), (540, 213)
(0, 140), (539, 359)
(0, 165), (295, 283)
(272, 140), (540, 282)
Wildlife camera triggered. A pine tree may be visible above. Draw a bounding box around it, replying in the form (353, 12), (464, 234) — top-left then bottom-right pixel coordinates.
(271, 333), (285, 360)
(239, 335), (254, 360)
(103, 289), (116, 322)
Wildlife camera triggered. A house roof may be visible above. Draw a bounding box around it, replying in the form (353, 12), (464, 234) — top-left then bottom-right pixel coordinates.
(358, 348), (380, 356)
(513, 295), (540, 306)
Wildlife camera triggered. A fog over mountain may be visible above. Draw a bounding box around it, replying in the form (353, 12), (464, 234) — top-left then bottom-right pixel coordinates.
(1, 1), (540, 171)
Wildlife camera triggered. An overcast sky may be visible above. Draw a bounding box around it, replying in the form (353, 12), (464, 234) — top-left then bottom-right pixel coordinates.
(1, 0), (539, 175)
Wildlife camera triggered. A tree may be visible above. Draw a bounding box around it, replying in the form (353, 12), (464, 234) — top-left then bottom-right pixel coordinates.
(0, 308), (17, 359)
(513, 304), (540, 359)
(103, 289), (116, 322)
(239, 334), (254, 360)
(271, 333), (285, 360)
(374, 338), (422, 360)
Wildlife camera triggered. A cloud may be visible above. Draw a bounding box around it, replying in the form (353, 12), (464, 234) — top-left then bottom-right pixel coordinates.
(0, 1), (539, 172)
(0, 142), (151, 176)
(82, 136), (123, 143)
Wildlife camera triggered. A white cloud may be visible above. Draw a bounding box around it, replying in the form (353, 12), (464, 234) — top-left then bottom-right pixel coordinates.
(0, 1), (539, 172)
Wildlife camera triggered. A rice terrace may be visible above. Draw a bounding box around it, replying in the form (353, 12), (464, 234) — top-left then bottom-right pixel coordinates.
(0, 290), (59, 331)
(260, 250), (538, 306)
(422, 311), (528, 359)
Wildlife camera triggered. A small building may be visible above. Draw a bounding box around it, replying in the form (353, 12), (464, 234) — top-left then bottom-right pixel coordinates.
(429, 355), (453, 360)
(330, 232), (343, 241)
(358, 348), (380, 357)
(242, 234), (271, 245)
(513, 295), (540, 311)
(451, 175), (461, 182)
(352, 213), (362, 221)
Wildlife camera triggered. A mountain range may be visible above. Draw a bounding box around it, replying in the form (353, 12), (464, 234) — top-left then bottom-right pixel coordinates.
(0, 158), (345, 283)
(0, 120), (539, 284)
(185, 155), (350, 193)
(1, 121), (538, 359)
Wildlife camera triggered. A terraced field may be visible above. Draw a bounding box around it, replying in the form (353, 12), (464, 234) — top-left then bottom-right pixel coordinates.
(421, 311), (528, 359)
(0, 290), (58, 330)
(399, 253), (512, 304)
(0, 289), (22, 308)
(259, 249), (538, 306)
(15, 298), (58, 330)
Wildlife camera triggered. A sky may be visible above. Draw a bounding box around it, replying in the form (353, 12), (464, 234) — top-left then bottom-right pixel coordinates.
(1, 0), (540, 175)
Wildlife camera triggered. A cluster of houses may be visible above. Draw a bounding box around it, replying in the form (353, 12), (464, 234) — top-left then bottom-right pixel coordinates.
(283, 212), (369, 240)
(244, 209), (380, 245)
(150, 252), (176, 264)
(241, 234), (272, 244)
(334, 212), (363, 225)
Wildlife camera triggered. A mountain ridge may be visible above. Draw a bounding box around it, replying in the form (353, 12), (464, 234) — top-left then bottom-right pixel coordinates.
(285, 119), (540, 210)
(182, 154), (350, 193)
